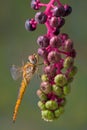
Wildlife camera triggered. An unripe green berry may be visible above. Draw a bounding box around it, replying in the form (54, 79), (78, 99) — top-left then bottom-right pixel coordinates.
(38, 101), (46, 110)
(63, 56), (74, 69)
(69, 66), (78, 78)
(41, 74), (48, 82)
(45, 100), (58, 110)
(36, 89), (47, 101)
(54, 74), (67, 87)
(63, 84), (71, 95)
(41, 110), (54, 121)
(52, 84), (62, 96)
(54, 107), (64, 118)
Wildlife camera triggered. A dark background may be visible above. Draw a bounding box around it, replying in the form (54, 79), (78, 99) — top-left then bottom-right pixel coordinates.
(0, 0), (87, 130)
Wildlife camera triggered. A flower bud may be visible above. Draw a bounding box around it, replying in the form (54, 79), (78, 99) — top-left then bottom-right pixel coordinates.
(45, 100), (58, 110)
(36, 89), (47, 101)
(48, 51), (61, 63)
(44, 65), (56, 77)
(54, 74), (67, 87)
(41, 74), (48, 82)
(68, 66), (78, 78)
(63, 84), (71, 95)
(38, 101), (46, 110)
(63, 56), (74, 69)
(41, 110), (54, 121)
(59, 33), (69, 43)
(37, 35), (49, 47)
(54, 107), (64, 118)
(63, 39), (73, 52)
(38, 48), (47, 58)
(40, 81), (52, 94)
(50, 36), (61, 48)
(52, 84), (62, 96)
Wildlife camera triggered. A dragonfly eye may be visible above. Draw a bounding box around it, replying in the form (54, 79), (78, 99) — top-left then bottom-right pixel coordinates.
(28, 54), (38, 64)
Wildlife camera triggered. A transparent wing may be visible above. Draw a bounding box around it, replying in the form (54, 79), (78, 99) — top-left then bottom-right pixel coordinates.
(10, 65), (22, 80)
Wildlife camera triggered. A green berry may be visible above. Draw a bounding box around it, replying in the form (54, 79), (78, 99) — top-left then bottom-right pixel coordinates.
(38, 101), (46, 110)
(41, 110), (54, 121)
(54, 107), (64, 118)
(54, 74), (67, 87)
(63, 84), (71, 95)
(63, 56), (74, 69)
(41, 74), (48, 81)
(69, 66), (78, 78)
(45, 100), (58, 110)
(52, 84), (62, 96)
(36, 89), (47, 101)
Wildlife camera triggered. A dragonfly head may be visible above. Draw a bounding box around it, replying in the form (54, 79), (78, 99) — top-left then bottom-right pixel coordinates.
(28, 54), (38, 64)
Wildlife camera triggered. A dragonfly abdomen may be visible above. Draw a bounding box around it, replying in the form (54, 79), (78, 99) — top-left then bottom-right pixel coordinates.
(13, 78), (28, 122)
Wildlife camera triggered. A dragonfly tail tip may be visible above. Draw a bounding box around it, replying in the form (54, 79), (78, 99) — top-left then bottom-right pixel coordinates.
(13, 119), (16, 123)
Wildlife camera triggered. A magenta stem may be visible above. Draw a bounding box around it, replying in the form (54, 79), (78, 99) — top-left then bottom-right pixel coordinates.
(58, 50), (69, 56)
(53, 48), (69, 56)
(45, 0), (55, 14)
(45, 21), (54, 37)
(38, 3), (47, 7)
(44, 0), (58, 36)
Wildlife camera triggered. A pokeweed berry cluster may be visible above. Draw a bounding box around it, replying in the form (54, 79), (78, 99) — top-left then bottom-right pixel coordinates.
(25, 0), (77, 121)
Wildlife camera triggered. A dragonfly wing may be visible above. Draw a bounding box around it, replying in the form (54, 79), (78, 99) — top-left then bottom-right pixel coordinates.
(10, 65), (22, 80)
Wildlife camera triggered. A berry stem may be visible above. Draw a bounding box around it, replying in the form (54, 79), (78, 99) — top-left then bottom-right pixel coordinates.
(45, 21), (54, 37)
(38, 3), (47, 7)
(57, 50), (69, 56)
(45, 0), (55, 14)
(46, 46), (69, 56)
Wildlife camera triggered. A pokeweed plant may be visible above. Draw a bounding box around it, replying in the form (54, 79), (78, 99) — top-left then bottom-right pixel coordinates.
(25, 0), (77, 122)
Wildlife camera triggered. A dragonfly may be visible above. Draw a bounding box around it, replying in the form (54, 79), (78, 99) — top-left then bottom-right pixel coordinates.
(10, 54), (39, 122)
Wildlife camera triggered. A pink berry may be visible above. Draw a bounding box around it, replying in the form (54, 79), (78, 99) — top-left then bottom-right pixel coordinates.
(50, 36), (61, 48)
(63, 39), (73, 52)
(47, 51), (61, 63)
(37, 35), (49, 47)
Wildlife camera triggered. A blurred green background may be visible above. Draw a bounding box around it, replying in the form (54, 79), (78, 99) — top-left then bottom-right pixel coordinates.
(0, 0), (87, 130)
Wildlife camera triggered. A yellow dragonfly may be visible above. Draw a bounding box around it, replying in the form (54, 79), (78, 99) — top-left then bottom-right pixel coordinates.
(10, 54), (39, 122)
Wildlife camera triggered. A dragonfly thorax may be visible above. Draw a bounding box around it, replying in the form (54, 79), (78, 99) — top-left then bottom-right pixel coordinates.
(23, 63), (36, 80)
